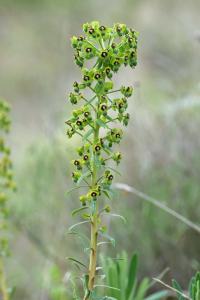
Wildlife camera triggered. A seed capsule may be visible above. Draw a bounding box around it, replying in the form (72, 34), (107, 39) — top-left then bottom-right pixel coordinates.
(89, 28), (94, 34)
(83, 155), (89, 161)
(100, 138), (104, 145)
(76, 120), (82, 126)
(84, 111), (90, 117)
(86, 47), (92, 53)
(106, 67), (110, 74)
(130, 51), (135, 57)
(94, 73), (101, 79)
(74, 160), (80, 166)
(91, 191), (97, 197)
(77, 36), (84, 41)
(99, 25), (106, 31)
(108, 174), (114, 181)
(101, 51), (108, 58)
(83, 75), (90, 81)
(100, 104), (107, 111)
(116, 133), (121, 138)
(95, 145), (101, 152)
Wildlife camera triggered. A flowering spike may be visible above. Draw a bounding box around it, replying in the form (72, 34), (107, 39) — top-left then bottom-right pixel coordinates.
(66, 21), (138, 299)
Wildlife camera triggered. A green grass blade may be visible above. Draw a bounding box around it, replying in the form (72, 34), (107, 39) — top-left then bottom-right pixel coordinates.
(125, 253), (138, 299)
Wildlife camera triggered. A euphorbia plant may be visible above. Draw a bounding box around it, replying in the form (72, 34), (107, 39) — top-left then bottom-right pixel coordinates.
(0, 100), (15, 300)
(66, 21), (138, 300)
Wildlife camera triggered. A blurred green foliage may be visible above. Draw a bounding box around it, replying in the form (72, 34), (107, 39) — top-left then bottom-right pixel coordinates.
(100, 252), (168, 300)
(0, 0), (200, 298)
(172, 272), (200, 300)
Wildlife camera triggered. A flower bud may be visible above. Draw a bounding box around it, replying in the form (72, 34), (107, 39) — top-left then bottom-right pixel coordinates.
(105, 67), (112, 79)
(112, 152), (122, 164)
(71, 36), (78, 48)
(72, 171), (81, 183)
(73, 81), (79, 93)
(79, 195), (87, 206)
(76, 120), (84, 130)
(105, 205), (111, 213)
(120, 86), (133, 97)
(66, 128), (75, 138)
(123, 113), (130, 126)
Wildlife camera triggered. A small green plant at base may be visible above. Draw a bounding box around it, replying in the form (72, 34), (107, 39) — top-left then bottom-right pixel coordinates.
(101, 252), (168, 300)
(66, 21), (138, 299)
(0, 100), (16, 300)
(47, 264), (70, 300)
(172, 272), (200, 300)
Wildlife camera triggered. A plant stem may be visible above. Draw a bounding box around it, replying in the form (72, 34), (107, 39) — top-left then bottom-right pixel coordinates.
(85, 114), (100, 299)
(88, 211), (98, 291)
(0, 258), (9, 300)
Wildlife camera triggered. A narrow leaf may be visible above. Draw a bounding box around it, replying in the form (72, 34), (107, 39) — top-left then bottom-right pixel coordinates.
(145, 290), (168, 300)
(68, 220), (89, 232)
(99, 232), (115, 247)
(126, 253), (138, 299)
(135, 278), (149, 300)
(172, 280), (184, 300)
(96, 119), (109, 128)
(103, 213), (127, 224)
(83, 128), (93, 141)
(72, 206), (89, 216)
(66, 257), (87, 269)
(77, 170), (91, 184)
(94, 284), (120, 291)
(103, 190), (112, 200)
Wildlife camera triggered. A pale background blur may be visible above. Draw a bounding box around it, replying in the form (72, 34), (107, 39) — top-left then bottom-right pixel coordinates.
(0, 0), (200, 299)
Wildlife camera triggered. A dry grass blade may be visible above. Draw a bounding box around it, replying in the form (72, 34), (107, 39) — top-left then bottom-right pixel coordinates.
(115, 183), (200, 235)
(153, 278), (191, 300)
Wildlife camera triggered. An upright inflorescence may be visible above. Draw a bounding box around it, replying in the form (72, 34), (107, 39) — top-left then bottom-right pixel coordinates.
(66, 21), (138, 300)
(0, 100), (15, 300)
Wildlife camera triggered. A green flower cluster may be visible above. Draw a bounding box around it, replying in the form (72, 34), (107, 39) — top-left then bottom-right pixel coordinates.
(66, 21), (138, 207)
(0, 100), (15, 257)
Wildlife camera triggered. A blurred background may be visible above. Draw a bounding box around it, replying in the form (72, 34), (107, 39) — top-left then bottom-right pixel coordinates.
(0, 0), (200, 299)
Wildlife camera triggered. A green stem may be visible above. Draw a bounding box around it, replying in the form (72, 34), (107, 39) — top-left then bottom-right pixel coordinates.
(106, 89), (121, 94)
(0, 258), (9, 300)
(85, 113), (100, 299)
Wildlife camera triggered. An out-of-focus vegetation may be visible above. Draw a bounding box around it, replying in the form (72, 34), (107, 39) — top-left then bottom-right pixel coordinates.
(0, 0), (200, 299)
(172, 271), (200, 300)
(100, 252), (168, 300)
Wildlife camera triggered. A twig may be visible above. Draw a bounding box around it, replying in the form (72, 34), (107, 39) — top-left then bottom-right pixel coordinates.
(153, 278), (190, 300)
(149, 267), (170, 288)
